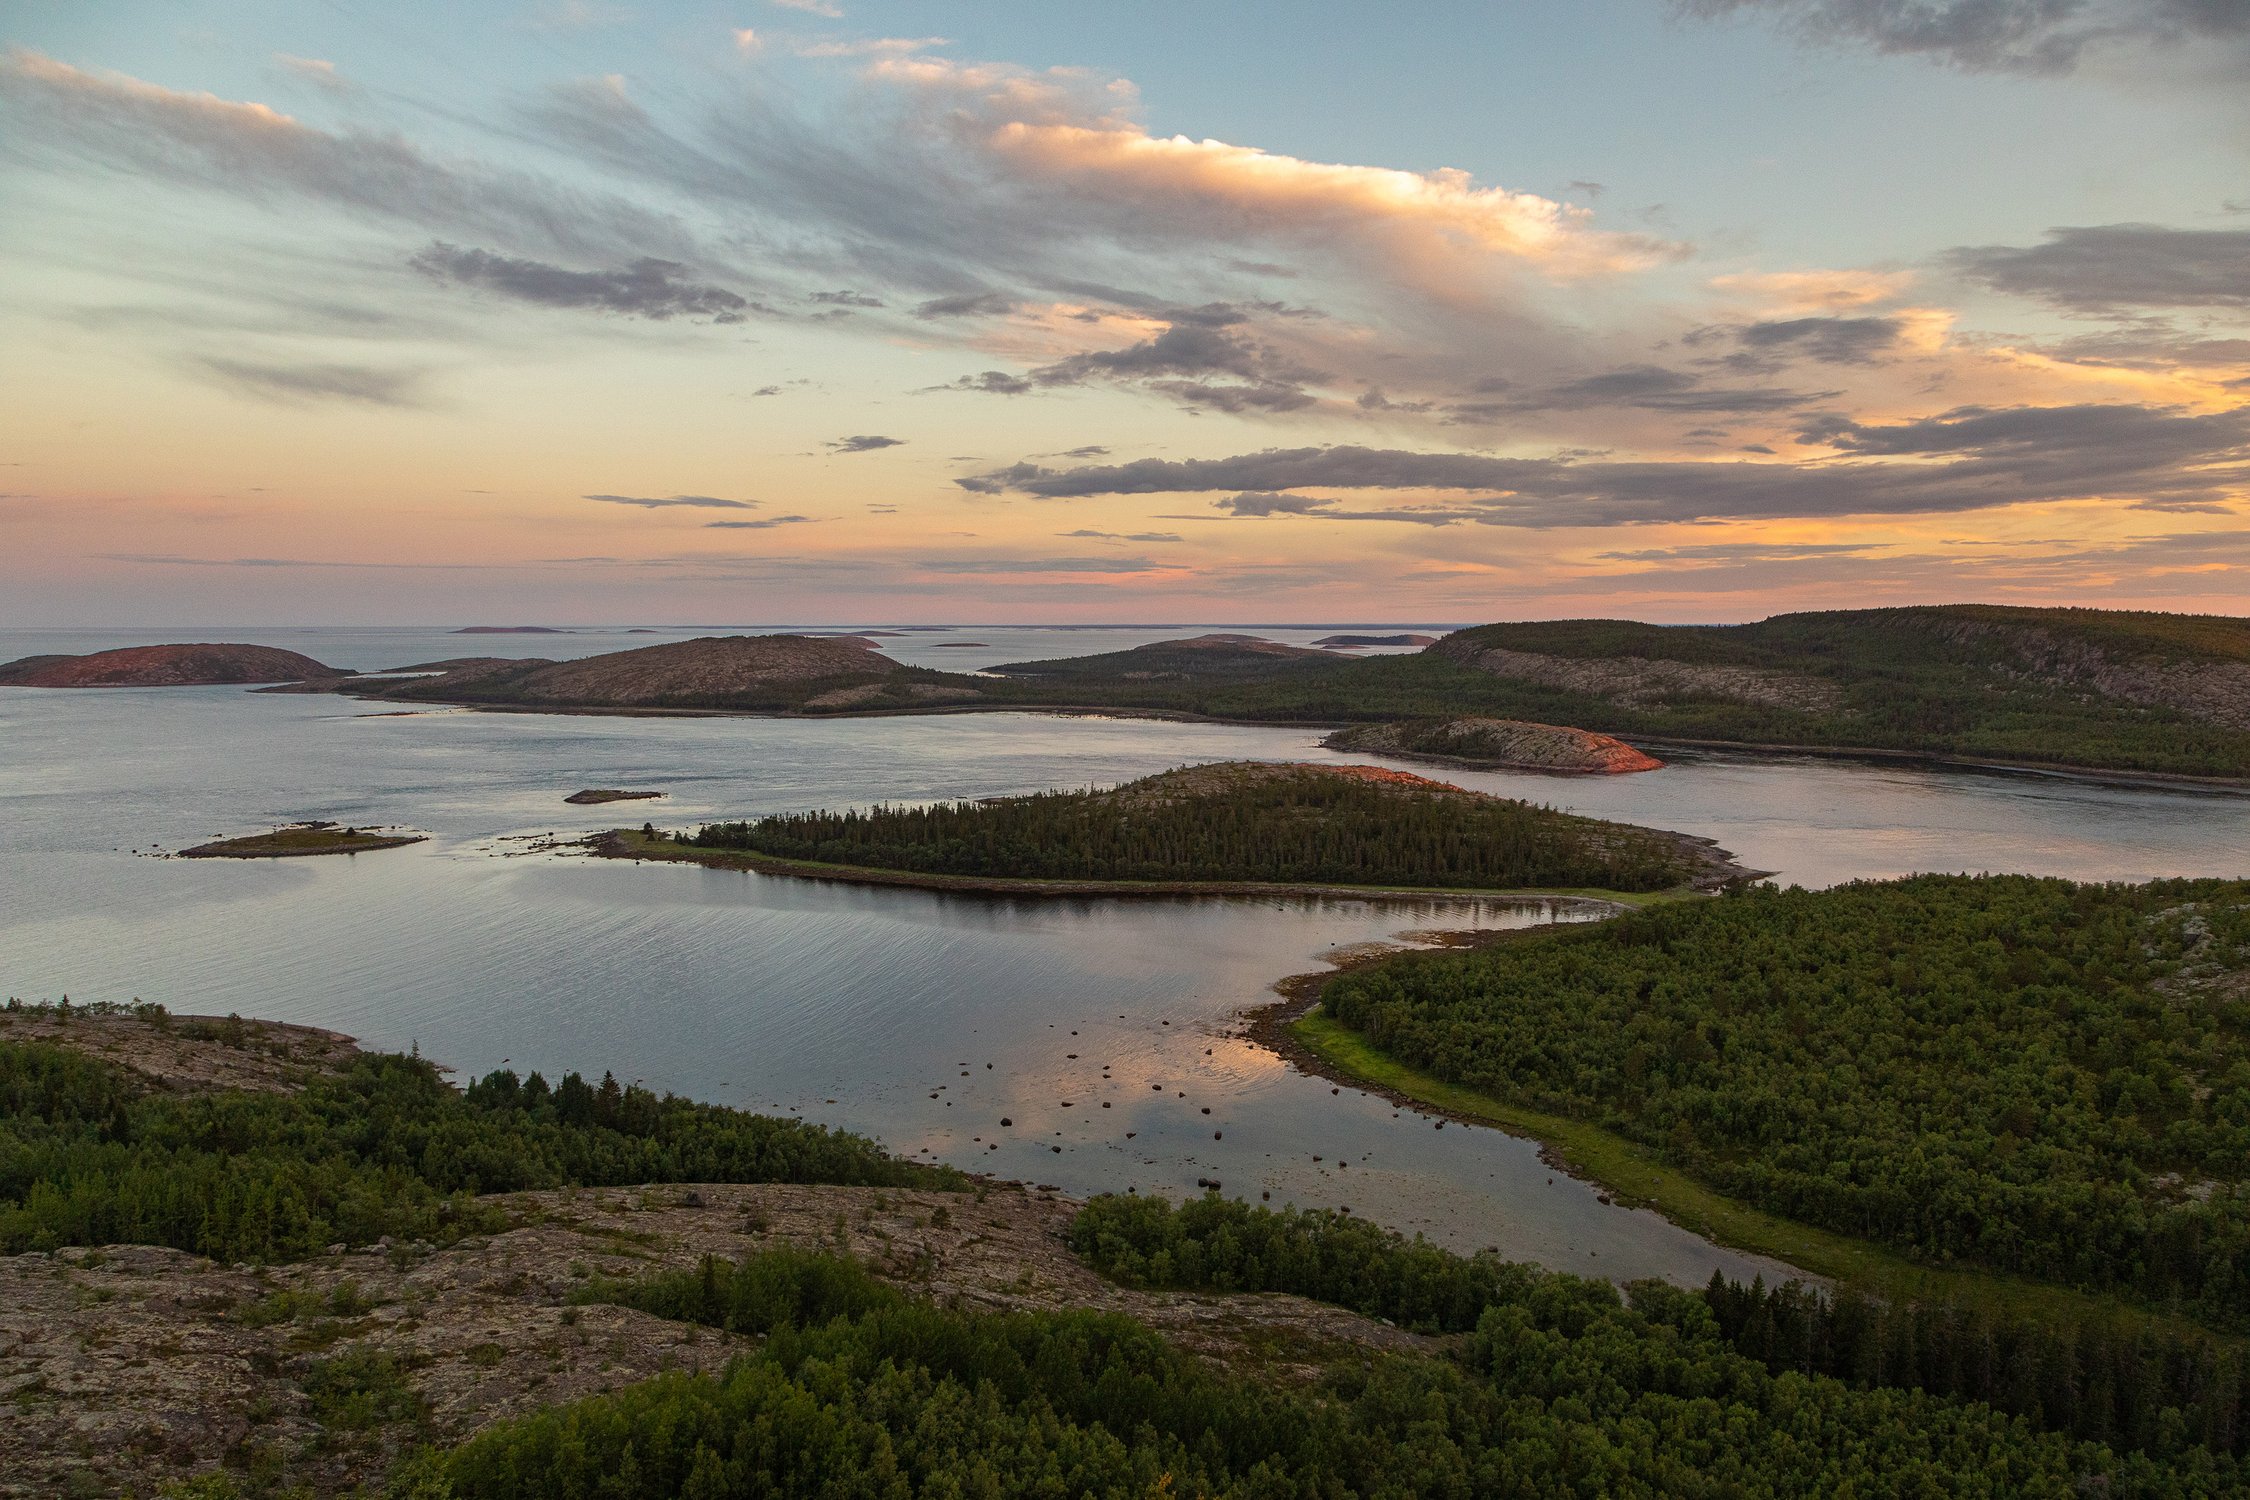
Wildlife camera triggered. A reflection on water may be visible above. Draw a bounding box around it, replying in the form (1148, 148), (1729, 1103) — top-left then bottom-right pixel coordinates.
(2, 666), (2244, 1288)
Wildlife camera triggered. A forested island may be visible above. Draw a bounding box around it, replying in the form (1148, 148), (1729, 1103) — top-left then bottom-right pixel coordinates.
(606, 760), (1743, 896)
(6, 1001), (2246, 1496)
(1310, 874), (2250, 1331)
(272, 605), (2250, 780)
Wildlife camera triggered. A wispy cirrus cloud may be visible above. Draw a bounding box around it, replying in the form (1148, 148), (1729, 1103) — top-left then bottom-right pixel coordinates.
(193, 356), (431, 407)
(1674, 0), (2250, 77)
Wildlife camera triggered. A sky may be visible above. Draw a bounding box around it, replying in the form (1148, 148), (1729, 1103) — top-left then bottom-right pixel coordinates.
(2, 0), (2246, 626)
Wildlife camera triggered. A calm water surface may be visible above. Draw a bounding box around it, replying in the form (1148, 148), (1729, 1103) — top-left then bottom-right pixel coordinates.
(4, 627), (2244, 1288)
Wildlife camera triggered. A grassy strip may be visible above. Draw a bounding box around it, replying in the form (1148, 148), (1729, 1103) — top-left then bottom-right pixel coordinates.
(1290, 1007), (2232, 1347)
(596, 827), (1689, 906)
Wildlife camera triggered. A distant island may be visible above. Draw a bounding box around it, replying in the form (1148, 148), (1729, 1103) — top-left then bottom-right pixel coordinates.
(59, 605), (2250, 780)
(178, 822), (425, 858)
(564, 788), (665, 805)
(0, 642), (341, 688)
(1313, 633), (1438, 648)
(1325, 717), (1663, 774)
(600, 760), (1746, 896)
(453, 625), (569, 634)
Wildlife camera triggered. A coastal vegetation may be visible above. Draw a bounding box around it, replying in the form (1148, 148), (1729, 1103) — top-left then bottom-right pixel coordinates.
(397, 1237), (2243, 1497)
(1316, 874), (2250, 1327)
(1071, 1194), (2250, 1465)
(178, 822), (425, 859)
(675, 760), (1722, 894)
(0, 1017), (949, 1263)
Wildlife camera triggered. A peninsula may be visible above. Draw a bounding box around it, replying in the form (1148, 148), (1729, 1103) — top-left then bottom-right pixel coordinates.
(1323, 717), (1663, 774)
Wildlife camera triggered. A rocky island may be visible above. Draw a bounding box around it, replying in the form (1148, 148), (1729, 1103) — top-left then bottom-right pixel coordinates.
(563, 788), (664, 805)
(178, 823), (425, 859)
(1324, 717), (1663, 774)
(0, 642), (342, 688)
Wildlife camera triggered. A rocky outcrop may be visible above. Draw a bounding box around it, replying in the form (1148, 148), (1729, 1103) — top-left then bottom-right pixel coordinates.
(1911, 614), (2250, 731)
(1432, 639), (1843, 713)
(1325, 718), (1663, 774)
(0, 643), (341, 688)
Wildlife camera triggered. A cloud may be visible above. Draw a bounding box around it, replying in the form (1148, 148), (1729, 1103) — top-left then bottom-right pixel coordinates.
(963, 405), (2250, 524)
(584, 493), (757, 509)
(919, 555), (1164, 574)
(1731, 315), (1904, 364)
(808, 288), (884, 307)
(1517, 364), (1827, 414)
(1949, 225), (2250, 311)
(793, 37), (947, 59)
(953, 303), (1325, 411)
(411, 242), (749, 321)
(1674, 0), (2250, 76)
(771, 0), (843, 14)
(0, 50), (701, 267)
(274, 55), (352, 92)
(827, 434), (904, 452)
(914, 291), (1018, 318)
(193, 357), (429, 407)
(1060, 528), (1183, 541)
(1210, 491), (1478, 525)
(705, 515), (814, 528)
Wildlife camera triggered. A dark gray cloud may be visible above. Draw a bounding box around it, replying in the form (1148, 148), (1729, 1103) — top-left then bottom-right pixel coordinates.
(193, 357), (429, 408)
(1949, 225), (2250, 311)
(1210, 491), (1479, 525)
(1058, 445), (1110, 458)
(964, 403), (2250, 524)
(706, 515), (814, 529)
(411, 242), (750, 321)
(1595, 541), (1884, 563)
(808, 289), (884, 308)
(952, 304), (1325, 413)
(827, 434), (905, 452)
(1732, 316), (1905, 364)
(1675, 0), (2250, 75)
(584, 493), (756, 509)
(1518, 364), (1825, 414)
(915, 291), (1018, 318)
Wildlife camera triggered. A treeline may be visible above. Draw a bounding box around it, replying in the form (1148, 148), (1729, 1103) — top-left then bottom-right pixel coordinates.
(395, 1239), (2241, 1497)
(1320, 874), (2250, 1325)
(0, 1035), (948, 1263)
(688, 764), (1696, 892)
(1071, 1194), (2250, 1462)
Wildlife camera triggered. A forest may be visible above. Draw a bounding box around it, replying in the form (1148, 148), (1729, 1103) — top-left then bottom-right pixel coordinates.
(1073, 1193), (2250, 1463)
(0, 1023), (947, 1263)
(683, 761), (1701, 892)
(971, 606), (2250, 779)
(1318, 874), (2250, 1325)
(391, 1233), (2241, 1497)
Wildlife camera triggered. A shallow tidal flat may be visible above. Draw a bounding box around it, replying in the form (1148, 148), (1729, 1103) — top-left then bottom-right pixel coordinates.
(5, 671), (2247, 1286)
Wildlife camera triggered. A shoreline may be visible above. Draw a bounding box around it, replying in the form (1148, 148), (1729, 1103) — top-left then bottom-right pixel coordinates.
(585, 830), (1676, 907)
(306, 682), (2250, 789)
(1243, 939), (2234, 1343)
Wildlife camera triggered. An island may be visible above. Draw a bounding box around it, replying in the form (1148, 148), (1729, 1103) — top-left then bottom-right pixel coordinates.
(1324, 716), (1663, 774)
(0, 642), (342, 688)
(563, 788), (665, 805)
(595, 760), (1748, 896)
(452, 625), (569, 634)
(1313, 633), (1439, 647)
(178, 822), (426, 858)
(5, 997), (2236, 1495)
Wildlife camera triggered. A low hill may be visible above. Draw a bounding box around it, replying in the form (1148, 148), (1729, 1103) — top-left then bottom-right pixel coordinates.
(1325, 717), (1663, 774)
(665, 759), (1744, 893)
(370, 634), (925, 712)
(971, 606), (2250, 779)
(987, 632), (1333, 683)
(0, 642), (341, 688)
